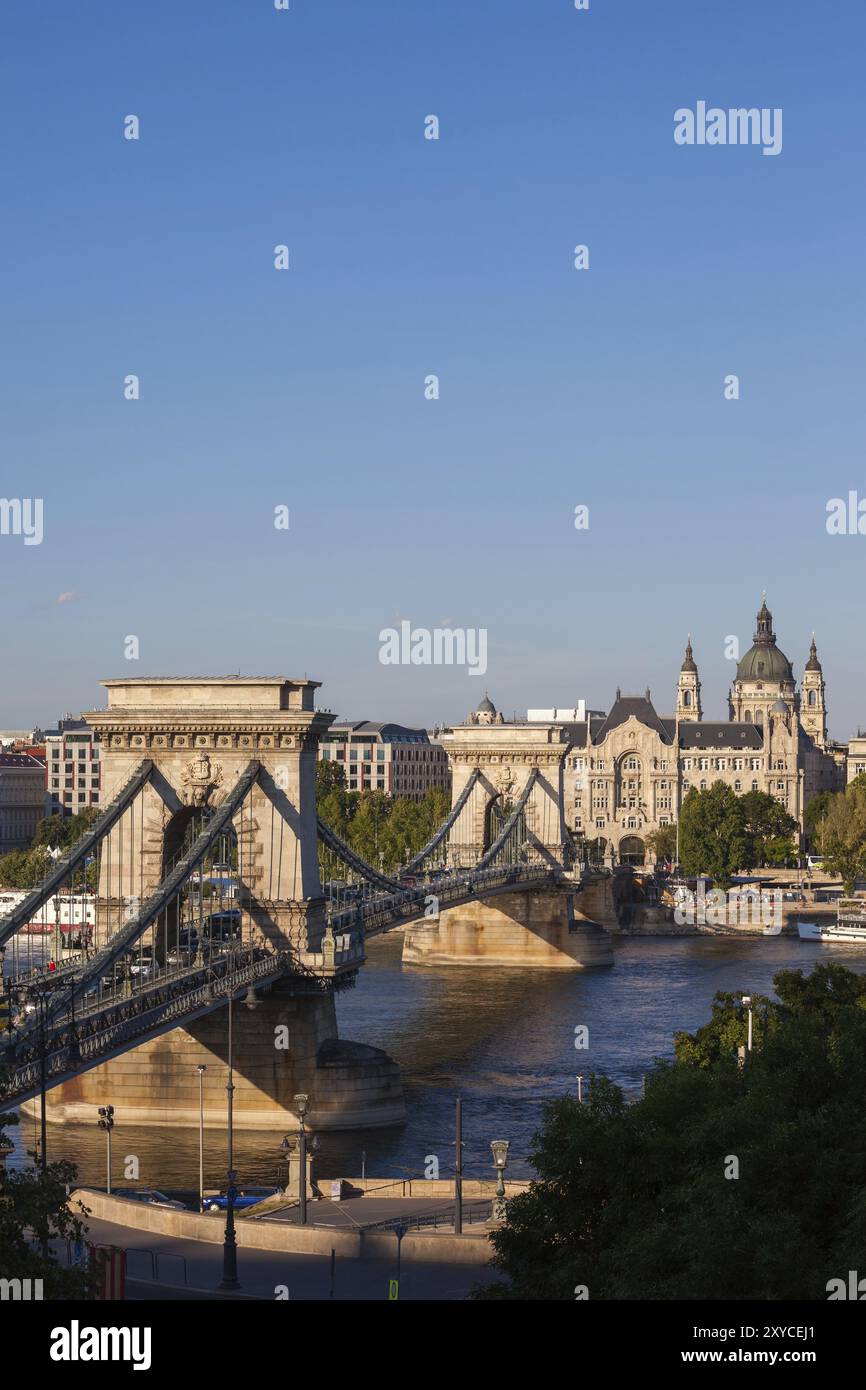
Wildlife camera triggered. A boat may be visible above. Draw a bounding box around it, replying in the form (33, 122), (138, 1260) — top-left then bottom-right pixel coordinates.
(798, 898), (866, 943)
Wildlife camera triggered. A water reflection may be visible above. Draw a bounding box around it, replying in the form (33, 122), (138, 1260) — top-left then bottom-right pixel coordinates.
(7, 932), (866, 1186)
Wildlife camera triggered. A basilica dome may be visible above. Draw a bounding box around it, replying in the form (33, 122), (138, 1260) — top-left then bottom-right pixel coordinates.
(735, 598), (794, 684)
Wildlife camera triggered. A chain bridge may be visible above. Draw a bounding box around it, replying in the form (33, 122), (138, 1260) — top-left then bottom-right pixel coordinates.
(0, 678), (610, 1132)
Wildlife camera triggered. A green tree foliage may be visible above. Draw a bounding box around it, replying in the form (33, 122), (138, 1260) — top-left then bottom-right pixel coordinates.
(478, 963), (866, 1300)
(678, 782), (752, 885)
(0, 808), (101, 890)
(645, 824), (677, 864)
(738, 790), (798, 866)
(803, 791), (834, 853)
(0, 1075), (96, 1297)
(31, 808), (99, 851)
(821, 775), (866, 890)
(315, 759), (450, 874)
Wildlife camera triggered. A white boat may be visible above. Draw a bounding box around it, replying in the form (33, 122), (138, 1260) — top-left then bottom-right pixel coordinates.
(799, 899), (866, 943)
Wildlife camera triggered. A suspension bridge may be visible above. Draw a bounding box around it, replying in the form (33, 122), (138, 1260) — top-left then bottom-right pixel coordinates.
(0, 677), (609, 1131)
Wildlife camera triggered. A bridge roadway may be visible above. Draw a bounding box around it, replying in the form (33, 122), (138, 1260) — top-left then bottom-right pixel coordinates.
(0, 863), (562, 1107)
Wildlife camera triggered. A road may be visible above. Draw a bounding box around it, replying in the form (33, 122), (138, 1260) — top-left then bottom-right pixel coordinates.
(72, 1213), (499, 1301)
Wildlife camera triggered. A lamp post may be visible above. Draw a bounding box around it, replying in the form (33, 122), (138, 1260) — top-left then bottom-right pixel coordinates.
(576, 1074), (584, 1104)
(454, 1097), (464, 1235)
(294, 1093), (309, 1226)
(219, 986), (239, 1291)
(197, 1064), (207, 1211)
(490, 1139), (510, 1223)
(97, 1105), (114, 1193)
(742, 995), (753, 1053)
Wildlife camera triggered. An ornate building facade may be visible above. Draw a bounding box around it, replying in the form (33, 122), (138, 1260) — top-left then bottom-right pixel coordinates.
(457, 599), (846, 866)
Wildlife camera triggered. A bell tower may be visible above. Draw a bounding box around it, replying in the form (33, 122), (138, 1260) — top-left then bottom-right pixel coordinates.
(676, 636), (702, 722)
(801, 635), (827, 747)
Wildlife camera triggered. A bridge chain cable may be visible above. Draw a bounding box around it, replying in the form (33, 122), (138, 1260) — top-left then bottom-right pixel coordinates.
(0, 760), (155, 949)
(403, 767), (482, 874)
(475, 767), (540, 869)
(10, 761), (263, 1041)
(314, 817), (402, 892)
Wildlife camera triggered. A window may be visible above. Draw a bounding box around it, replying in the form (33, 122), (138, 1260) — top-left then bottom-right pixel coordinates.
(683, 690), (692, 707)
(734, 780), (741, 792)
(808, 690), (817, 706)
(595, 818), (604, 829)
(752, 780), (758, 791)
(750, 759), (761, 771)
(625, 757), (640, 771)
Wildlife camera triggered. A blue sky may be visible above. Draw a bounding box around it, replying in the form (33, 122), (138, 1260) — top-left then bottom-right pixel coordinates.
(1, 0), (864, 737)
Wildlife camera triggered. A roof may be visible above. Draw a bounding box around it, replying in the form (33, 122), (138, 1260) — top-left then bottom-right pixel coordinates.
(0, 753), (46, 769)
(678, 723), (764, 749)
(592, 695), (673, 745)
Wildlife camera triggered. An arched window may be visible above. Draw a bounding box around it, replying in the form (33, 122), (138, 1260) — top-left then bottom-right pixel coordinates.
(755, 709), (764, 726)
(808, 690), (817, 707)
(744, 711), (752, 723)
(683, 690), (692, 707)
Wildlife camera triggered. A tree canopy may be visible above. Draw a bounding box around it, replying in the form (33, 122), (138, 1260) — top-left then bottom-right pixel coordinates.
(315, 760), (450, 874)
(478, 962), (866, 1300)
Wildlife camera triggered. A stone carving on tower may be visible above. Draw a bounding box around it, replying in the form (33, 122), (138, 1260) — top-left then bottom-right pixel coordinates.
(676, 636), (702, 721)
(494, 766), (517, 802)
(181, 752), (224, 807)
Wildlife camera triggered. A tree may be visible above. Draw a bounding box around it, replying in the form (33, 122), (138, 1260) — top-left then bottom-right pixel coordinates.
(0, 1071), (97, 1298)
(803, 791), (834, 853)
(739, 790), (798, 866)
(476, 963), (866, 1300)
(821, 776), (866, 890)
(32, 808), (99, 852)
(645, 824), (677, 865)
(678, 782), (750, 886)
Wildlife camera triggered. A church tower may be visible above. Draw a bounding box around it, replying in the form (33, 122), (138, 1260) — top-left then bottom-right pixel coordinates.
(676, 636), (702, 721)
(801, 635), (827, 747)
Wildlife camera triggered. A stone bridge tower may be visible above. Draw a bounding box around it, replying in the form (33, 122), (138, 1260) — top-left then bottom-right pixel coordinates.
(42, 678), (405, 1135)
(403, 696), (612, 970)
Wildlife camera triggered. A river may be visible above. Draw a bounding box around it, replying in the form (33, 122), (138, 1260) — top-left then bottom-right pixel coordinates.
(5, 933), (865, 1190)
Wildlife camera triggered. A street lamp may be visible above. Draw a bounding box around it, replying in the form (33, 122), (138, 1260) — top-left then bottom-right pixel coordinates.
(576, 1074), (584, 1104)
(219, 987), (239, 1291)
(742, 995), (753, 1053)
(294, 1093), (309, 1226)
(490, 1139), (510, 1222)
(97, 1105), (114, 1194)
(196, 1064), (207, 1211)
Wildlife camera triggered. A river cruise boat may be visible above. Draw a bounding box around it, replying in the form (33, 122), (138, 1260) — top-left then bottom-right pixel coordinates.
(798, 898), (866, 943)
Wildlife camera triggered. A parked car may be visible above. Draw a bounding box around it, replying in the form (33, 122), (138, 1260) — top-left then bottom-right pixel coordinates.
(113, 1188), (187, 1211)
(203, 1186), (280, 1214)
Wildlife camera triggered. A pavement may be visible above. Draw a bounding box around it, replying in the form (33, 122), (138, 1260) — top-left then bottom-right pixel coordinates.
(70, 1214), (499, 1301)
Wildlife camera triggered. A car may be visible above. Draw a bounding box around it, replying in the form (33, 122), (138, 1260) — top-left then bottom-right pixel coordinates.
(113, 1188), (188, 1211)
(202, 1186), (280, 1213)
(127, 950), (160, 979)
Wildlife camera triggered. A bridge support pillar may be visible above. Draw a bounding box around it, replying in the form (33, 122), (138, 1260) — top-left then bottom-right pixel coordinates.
(402, 888), (612, 969)
(35, 984), (405, 1132)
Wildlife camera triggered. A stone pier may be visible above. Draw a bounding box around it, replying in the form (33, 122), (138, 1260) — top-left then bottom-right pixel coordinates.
(35, 984), (405, 1132)
(402, 887), (612, 969)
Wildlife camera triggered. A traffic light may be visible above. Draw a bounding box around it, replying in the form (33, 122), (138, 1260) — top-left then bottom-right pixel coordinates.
(97, 1104), (114, 1131)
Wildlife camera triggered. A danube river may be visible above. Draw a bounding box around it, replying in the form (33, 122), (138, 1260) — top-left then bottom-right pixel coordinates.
(7, 933), (866, 1190)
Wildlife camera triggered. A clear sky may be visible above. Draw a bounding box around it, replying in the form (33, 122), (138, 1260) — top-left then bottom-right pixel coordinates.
(2, 0), (864, 738)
